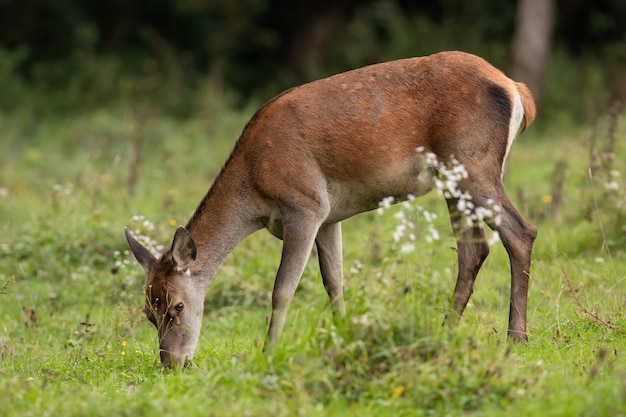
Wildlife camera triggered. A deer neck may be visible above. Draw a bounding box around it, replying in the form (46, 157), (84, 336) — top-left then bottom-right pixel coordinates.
(184, 164), (259, 286)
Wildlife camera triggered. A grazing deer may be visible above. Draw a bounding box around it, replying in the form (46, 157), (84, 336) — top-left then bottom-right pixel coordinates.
(125, 51), (537, 369)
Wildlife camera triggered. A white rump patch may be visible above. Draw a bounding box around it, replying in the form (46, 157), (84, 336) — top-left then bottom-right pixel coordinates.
(503, 88), (524, 176)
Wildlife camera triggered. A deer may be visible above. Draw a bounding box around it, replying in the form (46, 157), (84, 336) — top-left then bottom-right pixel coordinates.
(125, 50), (537, 369)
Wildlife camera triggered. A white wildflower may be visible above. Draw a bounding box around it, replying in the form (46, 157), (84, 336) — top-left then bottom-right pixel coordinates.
(142, 219), (156, 231)
(487, 231), (500, 246)
(377, 196), (395, 214)
(349, 259), (363, 274)
(354, 314), (371, 326)
(400, 243), (415, 254)
(428, 225), (440, 241)
(393, 224), (406, 242)
(425, 152), (438, 166)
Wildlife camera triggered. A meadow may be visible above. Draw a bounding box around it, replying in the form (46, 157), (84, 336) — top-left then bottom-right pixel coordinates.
(0, 90), (625, 416)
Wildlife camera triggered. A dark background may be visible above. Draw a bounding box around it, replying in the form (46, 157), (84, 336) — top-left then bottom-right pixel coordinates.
(0, 0), (624, 122)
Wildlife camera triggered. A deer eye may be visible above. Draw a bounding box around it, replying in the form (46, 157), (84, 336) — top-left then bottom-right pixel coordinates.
(175, 302), (184, 313)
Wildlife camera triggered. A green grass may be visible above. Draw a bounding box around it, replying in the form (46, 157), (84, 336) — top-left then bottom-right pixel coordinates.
(1, 101), (625, 417)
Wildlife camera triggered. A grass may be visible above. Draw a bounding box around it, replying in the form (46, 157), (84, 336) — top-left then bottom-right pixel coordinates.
(1, 98), (625, 417)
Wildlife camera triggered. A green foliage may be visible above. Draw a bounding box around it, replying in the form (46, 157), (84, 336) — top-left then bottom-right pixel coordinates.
(320, 0), (515, 79)
(0, 47), (28, 110)
(0, 26), (217, 118)
(1, 0), (625, 122)
(1, 76), (626, 416)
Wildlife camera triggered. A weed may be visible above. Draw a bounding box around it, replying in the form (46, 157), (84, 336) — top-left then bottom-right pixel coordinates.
(378, 148), (502, 257)
(562, 265), (625, 335)
(0, 275), (13, 295)
(113, 215), (164, 276)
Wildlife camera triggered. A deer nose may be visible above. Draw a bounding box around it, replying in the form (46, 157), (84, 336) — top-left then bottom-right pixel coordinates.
(160, 349), (186, 369)
(159, 349), (172, 368)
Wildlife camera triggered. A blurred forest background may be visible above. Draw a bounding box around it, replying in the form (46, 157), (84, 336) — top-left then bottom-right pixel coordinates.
(0, 0), (625, 125)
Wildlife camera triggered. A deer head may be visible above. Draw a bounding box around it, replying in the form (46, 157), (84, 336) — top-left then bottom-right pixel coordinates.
(125, 227), (204, 368)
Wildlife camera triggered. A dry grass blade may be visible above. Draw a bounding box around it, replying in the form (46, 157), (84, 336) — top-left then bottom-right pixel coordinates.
(561, 265), (625, 335)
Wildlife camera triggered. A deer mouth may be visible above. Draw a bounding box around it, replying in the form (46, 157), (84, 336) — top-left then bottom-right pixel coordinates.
(159, 348), (188, 369)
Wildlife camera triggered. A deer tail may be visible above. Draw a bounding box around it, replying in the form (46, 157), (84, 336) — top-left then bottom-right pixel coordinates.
(515, 82), (536, 131)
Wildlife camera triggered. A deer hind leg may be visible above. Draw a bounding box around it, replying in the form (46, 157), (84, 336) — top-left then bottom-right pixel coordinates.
(490, 188), (536, 342)
(315, 222), (346, 319)
(443, 198), (490, 327)
(460, 178), (536, 342)
(264, 206), (327, 351)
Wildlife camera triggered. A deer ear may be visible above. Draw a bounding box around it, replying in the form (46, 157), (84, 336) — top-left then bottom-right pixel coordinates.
(171, 226), (197, 271)
(124, 227), (157, 274)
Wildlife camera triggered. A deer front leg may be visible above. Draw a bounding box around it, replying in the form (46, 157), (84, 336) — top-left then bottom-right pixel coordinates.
(316, 222), (346, 319)
(264, 211), (323, 351)
(443, 198), (490, 327)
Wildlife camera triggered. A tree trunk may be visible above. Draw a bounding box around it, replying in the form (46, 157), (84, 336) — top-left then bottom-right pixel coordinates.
(511, 0), (556, 106)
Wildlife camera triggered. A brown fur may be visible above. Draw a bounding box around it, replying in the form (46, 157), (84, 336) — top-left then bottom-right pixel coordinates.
(126, 51), (537, 368)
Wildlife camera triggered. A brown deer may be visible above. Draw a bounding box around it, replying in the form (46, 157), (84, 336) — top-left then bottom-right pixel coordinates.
(125, 51), (537, 369)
